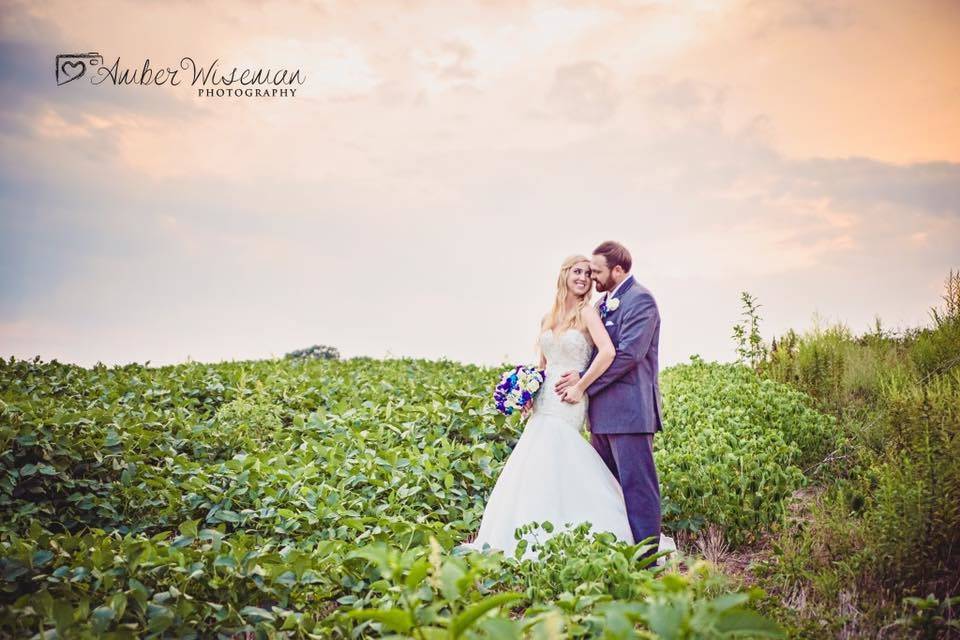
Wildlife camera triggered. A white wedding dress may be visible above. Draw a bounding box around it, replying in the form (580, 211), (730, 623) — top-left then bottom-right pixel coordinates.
(461, 328), (675, 561)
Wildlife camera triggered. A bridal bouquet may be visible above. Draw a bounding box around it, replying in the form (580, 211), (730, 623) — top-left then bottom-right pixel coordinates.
(494, 365), (546, 416)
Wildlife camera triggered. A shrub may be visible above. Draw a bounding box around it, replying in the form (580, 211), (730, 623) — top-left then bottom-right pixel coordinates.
(285, 344), (340, 360)
(658, 358), (836, 545)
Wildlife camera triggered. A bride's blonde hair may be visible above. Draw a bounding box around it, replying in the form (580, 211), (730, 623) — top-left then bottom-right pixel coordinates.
(542, 254), (592, 334)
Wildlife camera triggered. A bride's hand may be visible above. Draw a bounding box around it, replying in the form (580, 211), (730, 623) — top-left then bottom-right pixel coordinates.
(561, 385), (584, 404)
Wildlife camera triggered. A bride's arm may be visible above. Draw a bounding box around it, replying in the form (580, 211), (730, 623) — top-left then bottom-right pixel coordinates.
(562, 307), (614, 403)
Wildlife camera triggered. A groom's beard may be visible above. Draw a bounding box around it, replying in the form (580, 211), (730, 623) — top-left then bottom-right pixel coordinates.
(595, 276), (615, 292)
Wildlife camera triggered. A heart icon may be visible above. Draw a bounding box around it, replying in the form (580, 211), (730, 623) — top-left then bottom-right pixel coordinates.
(58, 59), (86, 85)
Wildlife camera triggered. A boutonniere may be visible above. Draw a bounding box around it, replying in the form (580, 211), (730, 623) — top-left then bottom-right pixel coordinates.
(599, 296), (620, 320)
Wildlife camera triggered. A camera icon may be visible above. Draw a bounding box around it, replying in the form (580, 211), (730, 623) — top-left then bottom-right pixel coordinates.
(55, 52), (103, 86)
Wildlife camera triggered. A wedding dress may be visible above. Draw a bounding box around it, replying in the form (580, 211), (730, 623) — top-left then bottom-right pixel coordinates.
(461, 328), (675, 561)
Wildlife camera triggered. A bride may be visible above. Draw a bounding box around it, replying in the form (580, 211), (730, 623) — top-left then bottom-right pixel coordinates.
(460, 255), (671, 561)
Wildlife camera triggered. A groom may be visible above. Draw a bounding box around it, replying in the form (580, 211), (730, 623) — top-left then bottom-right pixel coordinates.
(555, 240), (664, 555)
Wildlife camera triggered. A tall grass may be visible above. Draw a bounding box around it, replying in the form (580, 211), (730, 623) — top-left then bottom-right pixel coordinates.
(743, 270), (960, 637)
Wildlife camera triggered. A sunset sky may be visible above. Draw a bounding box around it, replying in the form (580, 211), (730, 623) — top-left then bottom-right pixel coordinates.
(2, 0), (959, 368)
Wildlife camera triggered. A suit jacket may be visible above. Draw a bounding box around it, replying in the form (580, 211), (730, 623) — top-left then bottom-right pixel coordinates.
(581, 275), (664, 434)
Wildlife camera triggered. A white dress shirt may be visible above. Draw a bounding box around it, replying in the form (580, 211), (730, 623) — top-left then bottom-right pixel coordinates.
(605, 274), (631, 302)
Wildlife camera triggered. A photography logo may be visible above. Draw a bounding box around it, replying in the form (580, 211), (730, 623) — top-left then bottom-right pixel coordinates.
(54, 52), (305, 98)
(55, 52), (103, 86)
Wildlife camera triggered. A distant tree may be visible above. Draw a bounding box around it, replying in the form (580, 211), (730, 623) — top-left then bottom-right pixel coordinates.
(285, 344), (340, 360)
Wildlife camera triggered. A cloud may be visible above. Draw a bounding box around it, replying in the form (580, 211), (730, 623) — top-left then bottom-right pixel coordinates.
(1, 0), (958, 368)
(640, 77), (728, 113)
(546, 61), (619, 123)
(412, 40), (478, 85)
(744, 0), (857, 34)
(788, 158), (960, 217)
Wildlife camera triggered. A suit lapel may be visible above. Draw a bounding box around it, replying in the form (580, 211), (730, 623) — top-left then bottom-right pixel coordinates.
(608, 276), (635, 328)
(614, 275), (636, 298)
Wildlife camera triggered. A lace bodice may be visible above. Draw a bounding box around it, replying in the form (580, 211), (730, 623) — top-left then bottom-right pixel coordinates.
(532, 329), (593, 430)
(540, 329), (593, 374)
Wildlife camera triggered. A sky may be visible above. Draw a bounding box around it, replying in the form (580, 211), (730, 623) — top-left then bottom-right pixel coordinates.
(1, 0), (959, 369)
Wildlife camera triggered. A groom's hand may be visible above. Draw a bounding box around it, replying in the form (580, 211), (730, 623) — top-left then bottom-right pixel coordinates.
(555, 371), (580, 395)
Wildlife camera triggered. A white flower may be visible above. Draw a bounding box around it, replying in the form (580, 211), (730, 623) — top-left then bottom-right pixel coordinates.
(607, 297), (620, 311)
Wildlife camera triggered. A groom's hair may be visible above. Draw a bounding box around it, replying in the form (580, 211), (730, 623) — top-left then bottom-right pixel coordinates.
(593, 241), (632, 273)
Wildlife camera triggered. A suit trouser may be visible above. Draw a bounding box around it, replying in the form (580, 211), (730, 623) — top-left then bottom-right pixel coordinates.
(590, 432), (661, 553)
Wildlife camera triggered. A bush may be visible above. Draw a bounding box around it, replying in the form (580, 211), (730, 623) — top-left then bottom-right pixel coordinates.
(658, 358), (836, 545)
(285, 344), (340, 360)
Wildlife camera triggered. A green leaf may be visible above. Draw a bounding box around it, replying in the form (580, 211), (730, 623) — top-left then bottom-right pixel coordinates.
(3, 560), (28, 582)
(281, 612), (301, 630)
(476, 617), (523, 640)
(451, 592), (524, 638)
(128, 577), (150, 604)
(347, 544), (393, 576)
(178, 519), (199, 537)
(513, 539), (528, 561)
(214, 509), (240, 523)
(345, 608), (413, 633)
(147, 603), (174, 633)
(714, 608), (785, 637)
(240, 605), (276, 622)
(171, 535), (195, 548)
(32, 550), (54, 568)
(645, 600), (685, 640)
(439, 560), (465, 601)
(52, 599), (73, 634)
(91, 605), (115, 632)
(276, 570), (297, 587)
(405, 558), (429, 590)
(709, 592), (750, 613)
(110, 592), (128, 618)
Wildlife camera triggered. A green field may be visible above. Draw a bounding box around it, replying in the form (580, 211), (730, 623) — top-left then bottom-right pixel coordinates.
(1, 274), (957, 638)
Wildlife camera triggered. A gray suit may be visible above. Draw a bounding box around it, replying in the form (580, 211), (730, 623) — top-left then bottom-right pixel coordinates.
(580, 275), (663, 550)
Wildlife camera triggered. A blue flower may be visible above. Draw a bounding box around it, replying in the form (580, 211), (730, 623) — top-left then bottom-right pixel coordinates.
(493, 363), (547, 416)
